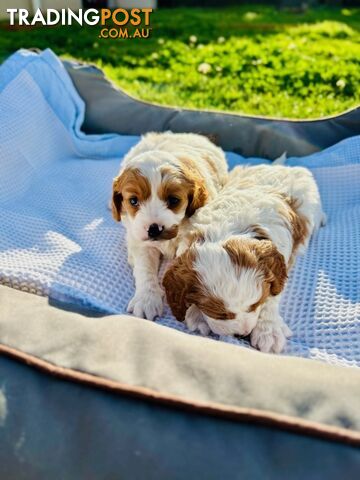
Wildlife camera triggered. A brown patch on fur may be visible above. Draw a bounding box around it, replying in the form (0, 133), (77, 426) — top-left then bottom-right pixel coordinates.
(285, 196), (309, 260)
(163, 250), (199, 322)
(253, 240), (287, 303)
(197, 295), (235, 321)
(177, 157), (209, 217)
(156, 225), (179, 241)
(223, 238), (257, 270)
(186, 230), (205, 247)
(223, 237), (287, 312)
(163, 249), (235, 322)
(250, 225), (271, 241)
(158, 166), (192, 215)
(112, 168), (151, 221)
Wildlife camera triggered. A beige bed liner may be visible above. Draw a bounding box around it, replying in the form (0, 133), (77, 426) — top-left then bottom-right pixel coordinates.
(0, 285), (359, 446)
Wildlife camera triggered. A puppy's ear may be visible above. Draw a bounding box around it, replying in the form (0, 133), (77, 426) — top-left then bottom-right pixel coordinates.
(186, 179), (208, 217)
(256, 241), (287, 296)
(178, 157), (209, 217)
(163, 250), (199, 322)
(112, 176), (123, 222)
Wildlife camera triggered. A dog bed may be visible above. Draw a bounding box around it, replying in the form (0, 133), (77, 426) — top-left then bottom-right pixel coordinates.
(1, 49), (359, 366)
(0, 49), (359, 479)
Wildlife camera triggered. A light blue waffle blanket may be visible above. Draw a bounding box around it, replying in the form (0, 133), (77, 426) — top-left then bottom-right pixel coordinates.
(1, 50), (359, 367)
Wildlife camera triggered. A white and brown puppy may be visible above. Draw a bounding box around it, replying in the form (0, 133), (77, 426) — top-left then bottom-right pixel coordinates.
(112, 131), (228, 320)
(163, 164), (325, 353)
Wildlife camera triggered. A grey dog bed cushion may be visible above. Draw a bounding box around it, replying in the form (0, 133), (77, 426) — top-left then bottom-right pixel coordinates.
(64, 60), (360, 159)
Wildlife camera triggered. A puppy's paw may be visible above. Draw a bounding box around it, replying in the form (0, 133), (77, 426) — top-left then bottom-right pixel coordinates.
(185, 304), (210, 336)
(127, 288), (164, 320)
(250, 318), (291, 354)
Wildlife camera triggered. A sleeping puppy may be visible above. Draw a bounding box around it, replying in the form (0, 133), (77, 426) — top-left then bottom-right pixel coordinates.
(111, 131), (228, 320)
(163, 164), (325, 353)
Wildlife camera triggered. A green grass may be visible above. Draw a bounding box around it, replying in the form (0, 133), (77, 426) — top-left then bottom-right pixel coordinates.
(1, 5), (360, 118)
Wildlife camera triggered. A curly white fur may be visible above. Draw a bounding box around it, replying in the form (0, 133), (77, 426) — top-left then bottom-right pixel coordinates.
(175, 164), (325, 353)
(112, 132), (228, 320)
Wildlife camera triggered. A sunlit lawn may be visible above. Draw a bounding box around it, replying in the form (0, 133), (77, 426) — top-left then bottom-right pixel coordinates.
(1, 5), (360, 118)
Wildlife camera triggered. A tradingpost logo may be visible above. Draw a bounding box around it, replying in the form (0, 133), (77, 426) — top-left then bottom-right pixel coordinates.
(7, 8), (153, 40)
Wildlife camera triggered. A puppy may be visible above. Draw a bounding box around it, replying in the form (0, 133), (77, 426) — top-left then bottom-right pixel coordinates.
(163, 164), (325, 353)
(112, 131), (228, 320)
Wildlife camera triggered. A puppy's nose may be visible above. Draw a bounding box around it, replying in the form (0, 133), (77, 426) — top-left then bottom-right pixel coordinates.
(148, 223), (163, 238)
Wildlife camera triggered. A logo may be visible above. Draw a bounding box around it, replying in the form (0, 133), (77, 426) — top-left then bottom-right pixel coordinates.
(7, 8), (153, 40)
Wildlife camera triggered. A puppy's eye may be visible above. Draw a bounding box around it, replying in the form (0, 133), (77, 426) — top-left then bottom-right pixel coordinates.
(167, 196), (180, 208)
(129, 196), (139, 207)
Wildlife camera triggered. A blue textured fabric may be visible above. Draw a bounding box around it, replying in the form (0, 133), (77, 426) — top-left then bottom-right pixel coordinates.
(0, 50), (359, 367)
